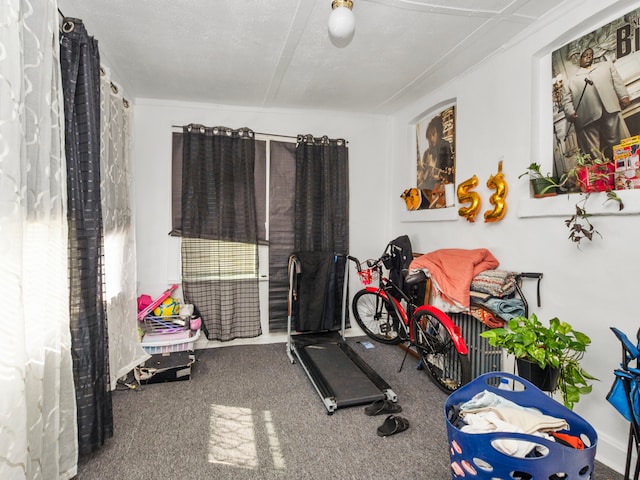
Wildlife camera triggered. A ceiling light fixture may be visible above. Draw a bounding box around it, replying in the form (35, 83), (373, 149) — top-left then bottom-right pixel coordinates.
(328, 0), (355, 44)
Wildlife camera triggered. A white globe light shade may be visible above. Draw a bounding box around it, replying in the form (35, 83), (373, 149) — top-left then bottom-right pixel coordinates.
(328, 6), (355, 39)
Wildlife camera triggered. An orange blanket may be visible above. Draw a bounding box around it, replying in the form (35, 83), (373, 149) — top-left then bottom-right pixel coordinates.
(409, 248), (499, 309)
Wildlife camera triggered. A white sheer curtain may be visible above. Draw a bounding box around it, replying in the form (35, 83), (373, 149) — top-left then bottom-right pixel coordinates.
(0, 1), (78, 479)
(99, 66), (149, 386)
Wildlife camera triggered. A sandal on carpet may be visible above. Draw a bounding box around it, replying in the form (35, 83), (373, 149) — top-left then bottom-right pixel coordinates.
(376, 415), (409, 437)
(364, 399), (402, 416)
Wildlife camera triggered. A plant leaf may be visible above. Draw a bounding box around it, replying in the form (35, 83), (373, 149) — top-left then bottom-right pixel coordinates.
(573, 331), (591, 345)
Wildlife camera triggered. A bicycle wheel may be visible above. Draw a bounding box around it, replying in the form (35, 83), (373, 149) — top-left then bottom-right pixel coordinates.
(352, 290), (402, 345)
(413, 310), (471, 393)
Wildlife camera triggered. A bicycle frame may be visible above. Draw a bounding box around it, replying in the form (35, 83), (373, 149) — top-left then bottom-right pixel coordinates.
(361, 274), (468, 355)
(361, 285), (410, 329)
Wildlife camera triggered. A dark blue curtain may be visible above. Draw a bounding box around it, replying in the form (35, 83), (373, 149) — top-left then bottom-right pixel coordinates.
(60, 17), (112, 456)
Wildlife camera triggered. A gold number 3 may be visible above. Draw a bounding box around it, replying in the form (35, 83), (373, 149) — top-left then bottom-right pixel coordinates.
(484, 160), (508, 223)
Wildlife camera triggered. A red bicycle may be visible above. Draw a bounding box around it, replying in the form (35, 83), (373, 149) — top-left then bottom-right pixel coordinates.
(348, 248), (471, 393)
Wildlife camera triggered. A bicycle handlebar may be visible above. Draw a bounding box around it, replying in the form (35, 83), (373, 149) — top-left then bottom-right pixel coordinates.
(347, 254), (390, 272)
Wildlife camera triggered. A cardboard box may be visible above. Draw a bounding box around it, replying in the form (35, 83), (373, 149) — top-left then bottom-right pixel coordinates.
(613, 136), (640, 189)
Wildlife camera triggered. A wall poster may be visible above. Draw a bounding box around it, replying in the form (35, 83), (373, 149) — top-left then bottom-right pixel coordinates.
(415, 104), (456, 208)
(552, 7), (640, 191)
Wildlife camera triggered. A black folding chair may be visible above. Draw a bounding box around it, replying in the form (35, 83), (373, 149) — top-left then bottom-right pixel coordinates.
(608, 327), (640, 480)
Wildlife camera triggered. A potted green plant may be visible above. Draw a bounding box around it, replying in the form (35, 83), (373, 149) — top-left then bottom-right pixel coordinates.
(479, 313), (597, 410)
(518, 162), (559, 198)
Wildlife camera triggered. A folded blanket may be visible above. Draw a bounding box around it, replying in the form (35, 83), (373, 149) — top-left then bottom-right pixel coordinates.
(471, 269), (518, 298)
(469, 305), (504, 328)
(476, 298), (525, 321)
(410, 248), (499, 309)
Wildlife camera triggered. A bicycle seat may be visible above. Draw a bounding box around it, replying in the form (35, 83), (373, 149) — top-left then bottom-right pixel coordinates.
(403, 269), (427, 286)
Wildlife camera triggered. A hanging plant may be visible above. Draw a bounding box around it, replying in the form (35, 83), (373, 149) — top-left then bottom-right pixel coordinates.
(538, 149), (625, 248)
(565, 191), (623, 248)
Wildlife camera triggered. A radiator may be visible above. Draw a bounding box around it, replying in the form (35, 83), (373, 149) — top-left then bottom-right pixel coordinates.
(449, 312), (503, 380)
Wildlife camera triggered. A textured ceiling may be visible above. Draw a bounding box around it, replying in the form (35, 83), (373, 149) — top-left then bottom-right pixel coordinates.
(57, 0), (563, 114)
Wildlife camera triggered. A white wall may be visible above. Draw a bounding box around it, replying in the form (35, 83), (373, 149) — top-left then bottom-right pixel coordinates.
(389, 0), (640, 473)
(132, 99), (391, 345)
(131, 1), (640, 472)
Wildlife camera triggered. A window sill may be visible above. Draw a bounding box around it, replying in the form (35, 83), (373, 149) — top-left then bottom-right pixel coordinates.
(517, 189), (640, 218)
(399, 205), (460, 222)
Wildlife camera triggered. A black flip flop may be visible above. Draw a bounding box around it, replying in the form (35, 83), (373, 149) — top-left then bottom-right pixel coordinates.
(364, 399), (402, 416)
(376, 415), (410, 437)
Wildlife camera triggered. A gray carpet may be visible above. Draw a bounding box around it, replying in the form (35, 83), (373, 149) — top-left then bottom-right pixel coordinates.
(76, 337), (624, 479)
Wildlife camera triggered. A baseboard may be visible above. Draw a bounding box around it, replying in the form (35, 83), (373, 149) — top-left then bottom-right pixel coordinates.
(596, 430), (629, 475)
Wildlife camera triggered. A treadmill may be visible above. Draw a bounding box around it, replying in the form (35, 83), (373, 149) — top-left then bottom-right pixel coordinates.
(286, 252), (397, 414)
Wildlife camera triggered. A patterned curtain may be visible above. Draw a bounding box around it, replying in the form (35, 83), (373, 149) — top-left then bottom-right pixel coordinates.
(60, 17), (113, 456)
(179, 125), (261, 341)
(294, 135), (349, 254)
(99, 66), (150, 386)
(0, 1), (78, 478)
(292, 135), (350, 331)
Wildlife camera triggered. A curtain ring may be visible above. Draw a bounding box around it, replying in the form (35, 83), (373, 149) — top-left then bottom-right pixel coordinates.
(110, 82), (119, 94)
(62, 20), (74, 33)
(123, 99), (129, 108)
(213, 127), (219, 134)
(100, 66), (106, 76)
(200, 126), (205, 133)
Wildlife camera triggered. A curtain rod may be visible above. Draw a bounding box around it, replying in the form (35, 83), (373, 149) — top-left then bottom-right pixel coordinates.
(255, 131), (298, 139)
(170, 125), (298, 140)
(170, 125), (349, 144)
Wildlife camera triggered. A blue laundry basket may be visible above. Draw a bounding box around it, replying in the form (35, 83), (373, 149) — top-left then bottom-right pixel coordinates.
(444, 372), (597, 479)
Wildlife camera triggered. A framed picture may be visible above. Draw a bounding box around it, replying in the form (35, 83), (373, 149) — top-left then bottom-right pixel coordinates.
(415, 104), (456, 209)
(551, 6), (640, 190)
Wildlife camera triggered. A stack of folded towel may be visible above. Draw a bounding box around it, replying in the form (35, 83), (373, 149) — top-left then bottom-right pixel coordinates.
(471, 270), (525, 321)
(471, 269), (518, 298)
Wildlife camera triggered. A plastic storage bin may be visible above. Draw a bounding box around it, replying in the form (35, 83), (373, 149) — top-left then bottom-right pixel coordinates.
(143, 315), (190, 333)
(141, 328), (200, 354)
(445, 371), (597, 479)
